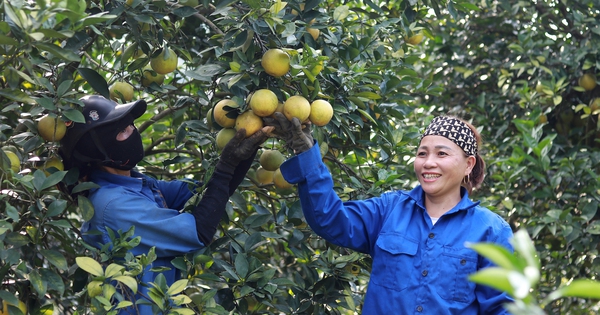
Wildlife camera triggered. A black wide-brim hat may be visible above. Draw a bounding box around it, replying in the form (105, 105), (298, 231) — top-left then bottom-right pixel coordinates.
(59, 95), (147, 162)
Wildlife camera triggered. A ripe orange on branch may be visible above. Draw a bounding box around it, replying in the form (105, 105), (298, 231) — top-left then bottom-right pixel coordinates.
(283, 95), (311, 122)
(150, 48), (178, 75)
(309, 99), (333, 126)
(261, 48), (290, 77)
(213, 99), (239, 128)
(235, 110), (263, 137)
(249, 89), (279, 117)
(38, 114), (67, 142)
(579, 73), (597, 91)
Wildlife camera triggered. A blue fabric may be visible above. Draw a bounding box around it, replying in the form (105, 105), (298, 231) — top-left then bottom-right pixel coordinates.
(81, 169), (204, 314)
(280, 142), (514, 315)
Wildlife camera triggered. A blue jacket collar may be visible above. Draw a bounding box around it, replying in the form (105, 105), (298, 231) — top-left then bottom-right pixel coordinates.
(89, 169), (145, 191)
(406, 185), (480, 214)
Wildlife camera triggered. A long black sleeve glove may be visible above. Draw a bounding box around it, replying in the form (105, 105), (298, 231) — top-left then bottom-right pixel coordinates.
(216, 127), (271, 174)
(228, 150), (257, 196)
(263, 112), (313, 154)
(192, 126), (272, 245)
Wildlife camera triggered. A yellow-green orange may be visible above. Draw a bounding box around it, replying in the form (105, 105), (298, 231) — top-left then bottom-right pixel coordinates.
(2, 150), (20, 173)
(235, 110), (263, 137)
(256, 167), (274, 184)
(273, 168), (293, 189)
(579, 73), (597, 91)
(307, 27), (319, 40)
(206, 108), (214, 130)
(141, 65), (165, 87)
(249, 89), (279, 117)
(213, 99), (238, 128)
(151, 48), (178, 75)
(283, 95), (311, 122)
(216, 128), (237, 149)
(406, 33), (424, 45)
(309, 99), (333, 126)
(259, 149), (284, 171)
(109, 81), (134, 102)
(38, 114), (67, 142)
(42, 157), (64, 176)
(261, 49), (290, 77)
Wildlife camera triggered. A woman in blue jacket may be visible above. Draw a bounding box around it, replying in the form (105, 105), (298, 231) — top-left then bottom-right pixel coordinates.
(60, 95), (271, 314)
(267, 114), (514, 314)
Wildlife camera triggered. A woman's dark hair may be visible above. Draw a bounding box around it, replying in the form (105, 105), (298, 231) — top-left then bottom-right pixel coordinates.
(461, 119), (485, 193)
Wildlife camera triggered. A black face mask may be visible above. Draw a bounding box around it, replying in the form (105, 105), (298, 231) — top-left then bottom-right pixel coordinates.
(101, 126), (144, 170)
(74, 116), (144, 170)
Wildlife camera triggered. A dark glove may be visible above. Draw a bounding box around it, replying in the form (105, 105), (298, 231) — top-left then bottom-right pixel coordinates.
(216, 127), (272, 174)
(264, 112), (313, 154)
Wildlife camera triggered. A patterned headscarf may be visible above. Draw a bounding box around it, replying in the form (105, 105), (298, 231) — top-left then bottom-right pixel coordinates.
(421, 116), (477, 156)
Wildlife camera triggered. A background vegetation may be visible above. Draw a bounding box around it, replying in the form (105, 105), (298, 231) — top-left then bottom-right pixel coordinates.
(1, 0), (600, 314)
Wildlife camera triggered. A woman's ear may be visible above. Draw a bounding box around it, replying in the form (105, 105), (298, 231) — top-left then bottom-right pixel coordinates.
(465, 155), (476, 175)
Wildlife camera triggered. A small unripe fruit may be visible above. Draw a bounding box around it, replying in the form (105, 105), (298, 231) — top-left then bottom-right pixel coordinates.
(256, 167), (274, 185)
(273, 168), (293, 189)
(259, 149), (284, 171)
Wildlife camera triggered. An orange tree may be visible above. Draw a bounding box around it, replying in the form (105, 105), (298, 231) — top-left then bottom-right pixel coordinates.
(1, 0), (600, 314)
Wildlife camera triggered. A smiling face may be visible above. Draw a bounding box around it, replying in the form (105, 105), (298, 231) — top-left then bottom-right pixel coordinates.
(414, 135), (476, 202)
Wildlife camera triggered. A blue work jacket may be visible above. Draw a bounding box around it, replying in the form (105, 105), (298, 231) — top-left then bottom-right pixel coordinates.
(280, 142), (514, 315)
(81, 169), (204, 314)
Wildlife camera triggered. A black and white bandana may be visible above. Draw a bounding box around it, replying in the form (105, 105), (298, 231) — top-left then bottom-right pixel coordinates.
(421, 116), (477, 156)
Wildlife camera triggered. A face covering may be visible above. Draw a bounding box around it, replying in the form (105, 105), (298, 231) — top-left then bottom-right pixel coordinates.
(74, 115), (144, 170)
(101, 126), (144, 170)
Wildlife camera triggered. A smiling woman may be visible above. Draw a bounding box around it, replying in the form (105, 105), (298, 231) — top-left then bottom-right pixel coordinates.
(268, 114), (515, 315)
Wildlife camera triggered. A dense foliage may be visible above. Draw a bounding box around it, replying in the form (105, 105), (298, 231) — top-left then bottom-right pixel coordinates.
(0, 0), (599, 314)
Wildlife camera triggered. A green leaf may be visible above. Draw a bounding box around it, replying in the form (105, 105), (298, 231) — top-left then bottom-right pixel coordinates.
(545, 279), (600, 302)
(235, 254), (249, 279)
(113, 276), (138, 294)
(0, 88), (36, 104)
(41, 171), (67, 191)
(47, 199), (68, 217)
(80, 13), (118, 27)
(63, 107), (86, 124)
(104, 263), (125, 278)
(35, 42), (81, 62)
(0, 34), (18, 46)
(512, 229), (540, 269)
(76, 256), (104, 277)
(71, 181), (100, 194)
(166, 279), (189, 295)
(29, 269), (48, 296)
(40, 249), (68, 270)
(77, 195), (95, 221)
(468, 267), (514, 296)
(77, 68), (110, 99)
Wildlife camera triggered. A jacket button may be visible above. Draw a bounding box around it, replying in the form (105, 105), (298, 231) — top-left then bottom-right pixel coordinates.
(460, 259), (467, 265)
(422, 270), (428, 276)
(416, 305), (423, 312)
(428, 233), (434, 239)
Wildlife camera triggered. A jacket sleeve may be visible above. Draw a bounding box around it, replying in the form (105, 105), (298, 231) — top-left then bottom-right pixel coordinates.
(228, 151), (257, 195)
(279, 141), (389, 254)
